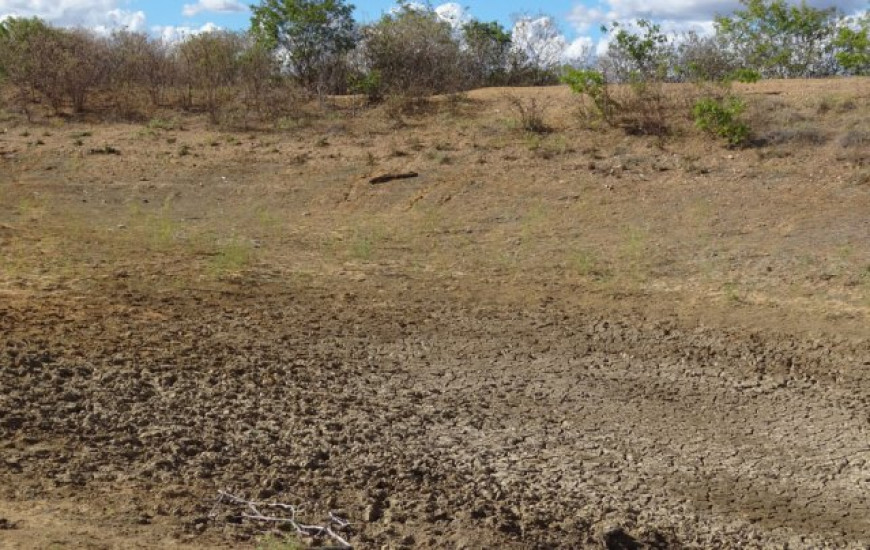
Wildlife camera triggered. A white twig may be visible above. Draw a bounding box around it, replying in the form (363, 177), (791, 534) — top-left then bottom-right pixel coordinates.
(213, 491), (353, 549)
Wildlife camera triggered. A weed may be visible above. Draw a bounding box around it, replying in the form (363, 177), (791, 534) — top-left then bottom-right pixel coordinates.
(619, 225), (648, 282)
(840, 129), (869, 148)
(729, 68), (761, 83)
(208, 238), (254, 276)
(504, 94), (550, 134)
(178, 144), (192, 156)
(569, 249), (608, 280)
(693, 96), (750, 146)
(350, 231), (374, 261)
(290, 153), (309, 165)
(147, 117), (180, 131)
(722, 282), (742, 304)
(762, 127), (828, 146)
(255, 534), (303, 550)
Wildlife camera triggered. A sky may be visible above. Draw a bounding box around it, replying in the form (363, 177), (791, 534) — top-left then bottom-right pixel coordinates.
(0, 0), (866, 52)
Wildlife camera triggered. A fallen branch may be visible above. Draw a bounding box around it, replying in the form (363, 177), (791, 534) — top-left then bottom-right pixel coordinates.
(369, 172), (419, 184)
(210, 490), (353, 549)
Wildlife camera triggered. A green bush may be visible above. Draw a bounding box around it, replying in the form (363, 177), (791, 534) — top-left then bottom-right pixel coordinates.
(561, 68), (615, 123)
(728, 68), (761, 83)
(693, 96), (750, 146)
(348, 70), (382, 102)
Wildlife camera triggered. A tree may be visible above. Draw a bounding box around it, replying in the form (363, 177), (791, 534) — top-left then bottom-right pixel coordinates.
(109, 31), (174, 109)
(600, 20), (672, 83)
(833, 12), (870, 75)
(177, 30), (244, 121)
(462, 20), (512, 87)
(360, 5), (464, 97)
(509, 15), (566, 84)
(0, 18), (109, 115)
(674, 31), (738, 83)
(250, 0), (356, 93)
(714, 0), (839, 78)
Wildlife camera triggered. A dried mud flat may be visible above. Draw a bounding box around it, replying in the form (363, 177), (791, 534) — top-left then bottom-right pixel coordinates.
(1, 284), (869, 549)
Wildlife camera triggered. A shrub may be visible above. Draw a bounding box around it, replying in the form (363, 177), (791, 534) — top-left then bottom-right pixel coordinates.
(360, 5), (465, 98)
(0, 19), (110, 115)
(462, 20), (513, 87)
(693, 96), (750, 146)
(348, 70), (382, 103)
(833, 14), (870, 76)
(598, 20), (673, 136)
(250, 0), (356, 94)
(714, 0), (840, 78)
(561, 68), (615, 123)
(674, 32), (737, 82)
(729, 68), (762, 83)
(108, 31), (174, 115)
(505, 94), (549, 134)
(176, 31), (244, 122)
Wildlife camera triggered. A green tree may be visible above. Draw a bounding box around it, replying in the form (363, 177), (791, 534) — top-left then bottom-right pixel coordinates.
(250, 0), (356, 93)
(833, 13), (870, 75)
(601, 20), (672, 83)
(714, 0), (839, 78)
(462, 20), (512, 86)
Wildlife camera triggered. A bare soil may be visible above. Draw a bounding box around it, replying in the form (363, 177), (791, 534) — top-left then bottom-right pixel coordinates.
(1, 78), (869, 549)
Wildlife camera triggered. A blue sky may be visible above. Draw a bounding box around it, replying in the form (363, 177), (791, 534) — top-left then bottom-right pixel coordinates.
(0, 0), (865, 47)
(133, 1), (582, 37)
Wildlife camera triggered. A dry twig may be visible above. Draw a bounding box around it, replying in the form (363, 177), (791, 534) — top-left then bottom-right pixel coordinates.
(210, 490), (353, 548)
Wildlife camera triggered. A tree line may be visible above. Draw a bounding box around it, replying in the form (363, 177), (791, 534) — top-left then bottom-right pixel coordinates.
(0, 0), (867, 124)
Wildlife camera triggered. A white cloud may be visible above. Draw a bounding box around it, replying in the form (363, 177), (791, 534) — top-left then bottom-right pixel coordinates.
(568, 0), (867, 33)
(181, 0), (247, 18)
(563, 36), (595, 64)
(567, 5), (614, 32)
(153, 22), (221, 44)
(434, 2), (471, 29)
(0, 0), (145, 32)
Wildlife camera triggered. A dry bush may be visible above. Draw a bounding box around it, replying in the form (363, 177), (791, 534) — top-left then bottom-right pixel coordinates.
(611, 83), (672, 136)
(108, 31), (174, 118)
(0, 19), (110, 116)
(504, 94), (550, 133)
(360, 6), (466, 98)
(840, 129), (870, 148)
(761, 127), (829, 146)
(176, 31), (244, 122)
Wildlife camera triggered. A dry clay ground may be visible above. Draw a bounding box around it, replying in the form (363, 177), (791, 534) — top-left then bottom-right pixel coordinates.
(1, 79), (870, 548)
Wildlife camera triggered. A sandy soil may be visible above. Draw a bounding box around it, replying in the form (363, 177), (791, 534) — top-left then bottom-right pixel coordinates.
(1, 78), (869, 548)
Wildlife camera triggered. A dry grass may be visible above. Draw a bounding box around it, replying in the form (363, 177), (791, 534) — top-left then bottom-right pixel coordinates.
(1, 77), (869, 332)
